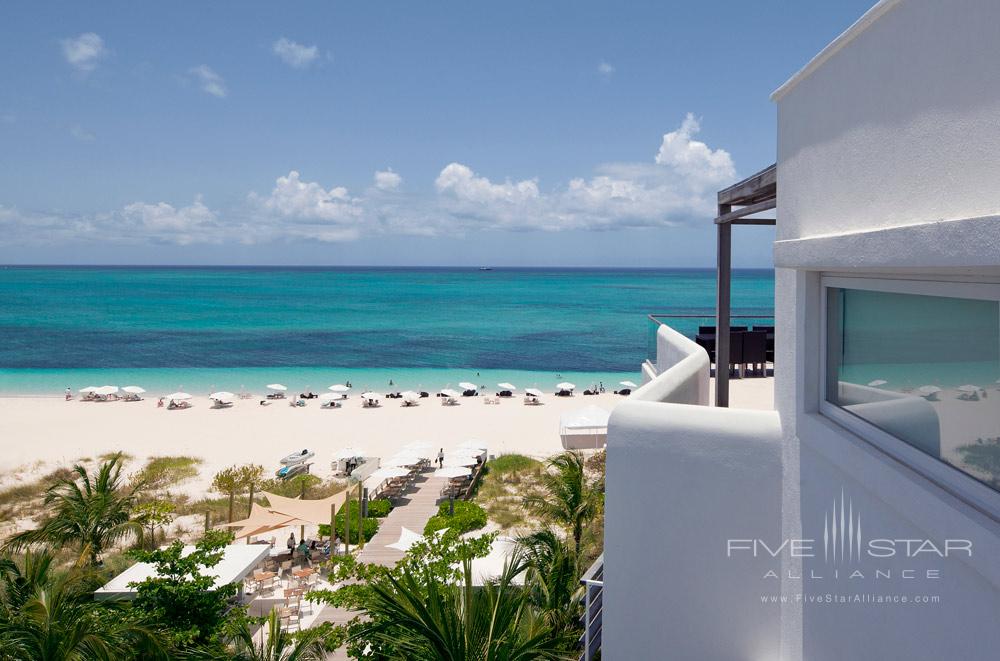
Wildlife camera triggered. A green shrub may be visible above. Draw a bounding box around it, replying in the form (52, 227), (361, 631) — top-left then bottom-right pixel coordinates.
(424, 500), (487, 536)
(487, 454), (541, 476)
(367, 498), (392, 518)
(317, 501), (379, 543)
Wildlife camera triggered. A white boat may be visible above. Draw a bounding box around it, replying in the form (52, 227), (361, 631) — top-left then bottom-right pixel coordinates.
(280, 449), (315, 465)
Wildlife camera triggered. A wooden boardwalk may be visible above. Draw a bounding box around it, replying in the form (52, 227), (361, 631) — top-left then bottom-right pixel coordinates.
(315, 473), (446, 659)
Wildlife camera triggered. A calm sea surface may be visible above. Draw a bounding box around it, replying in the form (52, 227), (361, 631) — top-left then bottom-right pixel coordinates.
(0, 266), (774, 395)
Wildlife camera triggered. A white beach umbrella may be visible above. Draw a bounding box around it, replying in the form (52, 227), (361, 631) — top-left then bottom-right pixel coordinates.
(267, 383), (287, 391)
(620, 380), (638, 389)
(166, 392), (192, 401)
(209, 391), (235, 401)
(867, 379), (887, 387)
(957, 384), (980, 393)
(385, 453), (422, 467)
(439, 388), (461, 398)
(96, 385), (119, 396)
(401, 390), (420, 404)
(525, 388), (543, 397)
(434, 466), (472, 479)
(329, 384), (350, 393)
(122, 386), (146, 394)
(360, 391), (380, 400)
(917, 385), (942, 396)
(319, 392), (341, 401)
(459, 382), (478, 391)
(367, 467), (410, 482)
(334, 446), (365, 460)
(443, 455), (479, 467)
(79, 386), (98, 393)
(497, 382), (516, 391)
(556, 382), (576, 391)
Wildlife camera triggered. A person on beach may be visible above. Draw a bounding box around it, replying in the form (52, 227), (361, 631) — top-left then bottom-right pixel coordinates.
(65, 387), (72, 401)
(437, 448), (444, 468)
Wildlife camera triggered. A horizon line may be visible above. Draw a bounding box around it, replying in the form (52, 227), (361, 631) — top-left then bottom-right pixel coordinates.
(0, 263), (776, 270)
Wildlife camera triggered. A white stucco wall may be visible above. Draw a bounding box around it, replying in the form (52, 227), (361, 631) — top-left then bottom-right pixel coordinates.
(775, 1), (1000, 659)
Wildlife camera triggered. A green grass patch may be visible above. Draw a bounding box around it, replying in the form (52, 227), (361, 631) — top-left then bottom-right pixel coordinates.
(486, 454), (542, 476)
(137, 456), (202, 491)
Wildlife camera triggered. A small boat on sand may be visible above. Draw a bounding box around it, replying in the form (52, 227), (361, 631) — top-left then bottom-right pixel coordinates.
(280, 449), (315, 465)
(276, 463), (310, 480)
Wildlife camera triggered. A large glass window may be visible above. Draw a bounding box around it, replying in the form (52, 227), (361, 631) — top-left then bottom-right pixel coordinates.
(826, 286), (1000, 494)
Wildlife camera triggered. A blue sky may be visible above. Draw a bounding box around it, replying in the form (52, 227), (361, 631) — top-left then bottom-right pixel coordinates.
(0, 1), (877, 267)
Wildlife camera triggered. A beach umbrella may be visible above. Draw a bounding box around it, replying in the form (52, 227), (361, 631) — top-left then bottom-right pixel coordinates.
(319, 392), (341, 401)
(385, 453), (422, 467)
(166, 392), (192, 401)
(917, 385), (941, 396)
(556, 382), (576, 391)
(401, 390), (420, 404)
(122, 386), (146, 394)
(210, 391), (234, 401)
(329, 384), (350, 393)
(79, 386), (98, 393)
(497, 382), (516, 391)
(96, 385), (119, 396)
(439, 388), (461, 398)
(525, 388), (543, 397)
(267, 383), (287, 391)
(434, 466), (472, 479)
(334, 446), (365, 460)
(443, 455), (478, 467)
(620, 380), (638, 389)
(957, 384), (980, 393)
(457, 440), (488, 451)
(367, 467), (410, 482)
(459, 382), (478, 391)
(867, 379), (887, 387)
(360, 391), (380, 400)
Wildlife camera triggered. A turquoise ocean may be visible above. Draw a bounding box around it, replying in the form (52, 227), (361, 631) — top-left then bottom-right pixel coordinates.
(0, 266), (775, 396)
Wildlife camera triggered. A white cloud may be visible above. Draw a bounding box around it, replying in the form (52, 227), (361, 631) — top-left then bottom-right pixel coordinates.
(272, 37), (319, 68)
(70, 125), (96, 142)
(373, 169), (402, 191)
(654, 113), (735, 191)
(248, 171), (365, 242)
(61, 33), (107, 72)
(120, 197), (221, 245)
(189, 65), (227, 98)
(597, 61), (615, 76)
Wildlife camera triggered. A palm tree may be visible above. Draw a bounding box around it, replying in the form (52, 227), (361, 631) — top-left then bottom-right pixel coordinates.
(225, 610), (327, 661)
(4, 454), (145, 565)
(523, 451), (601, 558)
(0, 550), (167, 660)
(353, 554), (572, 659)
(516, 529), (582, 636)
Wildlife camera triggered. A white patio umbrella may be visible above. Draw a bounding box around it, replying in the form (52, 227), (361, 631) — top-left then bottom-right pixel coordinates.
(497, 382), (516, 391)
(360, 391), (380, 400)
(329, 384), (350, 393)
(385, 453), (422, 467)
(122, 386), (146, 394)
(267, 383), (287, 391)
(209, 391), (235, 401)
(334, 446), (365, 460)
(319, 392), (341, 401)
(525, 388), (543, 397)
(443, 456), (479, 467)
(367, 467), (410, 482)
(434, 466), (472, 479)
(867, 379), (887, 387)
(439, 388), (461, 398)
(79, 386), (98, 393)
(620, 380), (638, 389)
(556, 382), (576, 391)
(166, 392), (192, 401)
(401, 390), (420, 404)
(96, 385), (119, 396)
(459, 382), (478, 391)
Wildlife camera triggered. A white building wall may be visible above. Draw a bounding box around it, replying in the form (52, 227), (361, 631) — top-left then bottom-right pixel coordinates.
(775, 1), (1000, 659)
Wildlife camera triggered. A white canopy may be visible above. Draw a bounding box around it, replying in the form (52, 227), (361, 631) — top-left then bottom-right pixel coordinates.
(166, 392), (192, 401)
(459, 382), (478, 391)
(328, 384), (350, 393)
(367, 466), (410, 483)
(434, 465), (472, 478)
(525, 388), (543, 397)
(267, 383), (287, 391)
(556, 382), (576, 391)
(95, 385), (119, 396)
(334, 446), (365, 460)
(497, 382), (516, 391)
(122, 386), (146, 394)
(95, 544), (270, 601)
(560, 405), (610, 450)
(210, 391), (235, 401)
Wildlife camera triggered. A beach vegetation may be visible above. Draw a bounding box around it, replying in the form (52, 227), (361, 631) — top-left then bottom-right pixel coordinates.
(318, 500), (379, 544)
(423, 500), (487, 536)
(523, 451), (602, 560)
(4, 454), (145, 566)
(472, 454), (545, 531)
(366, 498), (392, 518)
(135, 456), (202, 492)
(210, 466), (244, 523)
(223, 608), (328, 661)
(133, 500), (176, 550)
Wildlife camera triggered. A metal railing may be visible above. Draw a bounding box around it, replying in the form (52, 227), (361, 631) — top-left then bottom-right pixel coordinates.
(646, 313), (774, 366)
(579, 554), (604, 661)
